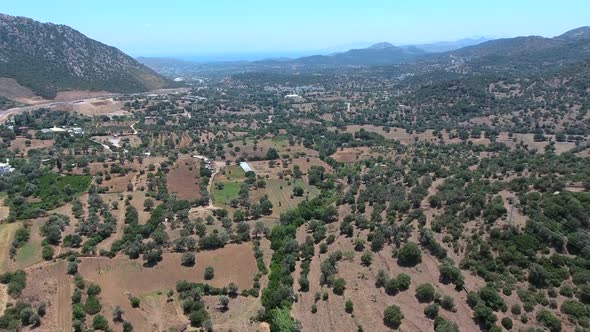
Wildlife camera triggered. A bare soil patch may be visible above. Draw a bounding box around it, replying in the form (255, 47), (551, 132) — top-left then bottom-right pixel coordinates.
(167, 156), (201, 201)
(78, 244), (257, 331)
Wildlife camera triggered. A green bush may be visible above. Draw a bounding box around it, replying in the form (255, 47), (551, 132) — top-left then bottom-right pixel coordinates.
(415, 283), (435, 303)
(345, 300), (354, 314)
(397, 242), (422, 267)
(536, 309), (562, 332)
(92, 314), (109, 330)
(333, 278), (346, 295)
(424, 303), (439, 319)
(84, 295), (102, 315)
(510, 304), (521, 315)
(204, 266), (215, 280)
(130, 296), (140, 308)
(383, 305), (404, 329)
(385, 278), (399, 295)
(561, 300), (589, 319)
(396, 273), (411, 291)
(0, 270), (26, 298)
(473, 303), (497, 329)
(501, 317), (513, 330)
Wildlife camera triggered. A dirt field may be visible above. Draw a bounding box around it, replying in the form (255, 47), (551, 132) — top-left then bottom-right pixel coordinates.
(330, 147), (379, 163)
(292, 228), (483, 332)
(10, 137), (54, 154)
(78, 244), (258, 331)
(20, 260), (71, 332)
(224, 136), (319, 161)
(331, 125), (439, 145)
(496, 133), (578, 155)
(167, 156), (201, 201)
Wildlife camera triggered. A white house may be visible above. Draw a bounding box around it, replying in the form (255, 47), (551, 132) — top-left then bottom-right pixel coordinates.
(0, 161), (14, 174)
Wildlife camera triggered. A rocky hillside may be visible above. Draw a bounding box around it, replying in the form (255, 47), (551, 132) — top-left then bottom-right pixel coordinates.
(0, 13), (169, 99)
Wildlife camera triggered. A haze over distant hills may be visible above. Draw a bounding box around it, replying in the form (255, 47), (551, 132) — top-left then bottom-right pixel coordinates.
(138, 27), (590, 75)
(0, 13), (169, 100)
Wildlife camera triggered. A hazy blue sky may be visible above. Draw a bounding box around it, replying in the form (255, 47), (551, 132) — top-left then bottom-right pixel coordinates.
(3, 0), (589, 58)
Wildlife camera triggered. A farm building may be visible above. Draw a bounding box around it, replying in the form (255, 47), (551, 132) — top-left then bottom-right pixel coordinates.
(239, 162), (253, 173)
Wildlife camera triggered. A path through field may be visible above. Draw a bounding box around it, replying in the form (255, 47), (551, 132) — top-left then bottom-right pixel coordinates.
(55, 261), (72, 332)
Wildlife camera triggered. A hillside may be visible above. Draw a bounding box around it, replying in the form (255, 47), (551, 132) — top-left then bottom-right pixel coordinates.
(270, 42), (428, 66)
(0, 13), (169, 99)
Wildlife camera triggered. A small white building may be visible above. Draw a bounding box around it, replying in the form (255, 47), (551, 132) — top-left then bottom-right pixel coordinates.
(67, 127), (84, 135)
(50, 126), (66, 133)
(240, 162), (253, 173)
(0, 162), (14, 174)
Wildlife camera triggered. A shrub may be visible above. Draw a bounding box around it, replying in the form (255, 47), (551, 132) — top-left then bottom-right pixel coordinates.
(561, 300), (589, 319)
(345, 300), (354, 314)
(361, 251), (373, 266)
(311, 304), (317, 313)
(92, 314), (109, 330)
(375, 270), (388, 288)
(84, 295), (102, 315)
(501, 317), (513, 330)
(66, 261), (78, 275)
(204, 266), (215, 280)
(397, 242), (422, 267)
(383, 305), (403, 329)
(434, 318), (459, 332)
(384, 278), (399, 295)
(536, 309), (562, 332)
(123, 321), (134, 332)
(130, 297), (140, 308)
(415, 283), (435, 303)
(473, 303), (497, 329)
(333, 278), (346, 295)
(181, 252), (195, 267)
(424, 303), (439, 319)
(396, 273), (411, 291)
(42, 245), (54, 261)
(478, 287), (507, 312)
(441, 295), (455, 311)
(559, 285), (574, 298)
(439, 263), (464, 289)
(510, 304), (521, 315)
(87, 283), (101, 296)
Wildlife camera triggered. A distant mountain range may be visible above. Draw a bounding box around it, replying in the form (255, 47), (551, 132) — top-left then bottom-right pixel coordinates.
(401, 37), (491, 53)
(138, 37), (493, 72)
(244, 37), (492, 66)
(0, 13), (169, 100)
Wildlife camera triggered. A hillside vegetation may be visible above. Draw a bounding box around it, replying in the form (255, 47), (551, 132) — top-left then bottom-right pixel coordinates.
(0, 13), (169, 99)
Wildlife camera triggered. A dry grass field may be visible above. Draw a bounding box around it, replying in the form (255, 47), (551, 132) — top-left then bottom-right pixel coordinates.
(167, 156), (201, 201)
(78, 244), (257, 331)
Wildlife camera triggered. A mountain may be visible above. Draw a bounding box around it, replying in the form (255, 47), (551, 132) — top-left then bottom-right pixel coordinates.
(0, 13), (169, 99)
(557, 26), (590, 40)
(440, 26), (590, 71)
(367, 42), (395, 50)
(402, 37), (490, 53)
(257, 38), (491, 67)
(271, 42), (427, 66)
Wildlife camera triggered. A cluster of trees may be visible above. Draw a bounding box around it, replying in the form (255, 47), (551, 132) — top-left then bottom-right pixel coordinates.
(0, 270), (26, 298)
(261, 194), (338, 330)
(375, 270), (411, 296)
(0, 301), (44, 330)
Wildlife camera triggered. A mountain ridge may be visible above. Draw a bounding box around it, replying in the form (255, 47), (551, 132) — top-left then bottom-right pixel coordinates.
(0, 13), (170, 99)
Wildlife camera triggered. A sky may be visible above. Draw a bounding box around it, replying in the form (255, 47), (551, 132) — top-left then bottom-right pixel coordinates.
(2, 0), (590, 60)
